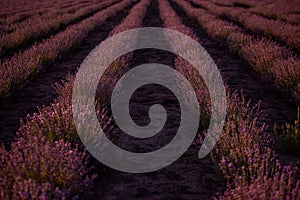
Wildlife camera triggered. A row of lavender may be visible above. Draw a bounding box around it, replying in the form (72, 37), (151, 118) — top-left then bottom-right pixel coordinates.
(190, 0), (300, 52)
(0, 0), (119, 57)
(169, 0), (300, 155)
(0, 0), (152, 198)
(159, 0), (299, 199)
(158, 0), (211, 125)
(0, 0), (100, 33)
(0, 0), (132, 102)
(0, 0), (87, 18)
(208, 0), (300, 25)
(175, 0), (300, 104)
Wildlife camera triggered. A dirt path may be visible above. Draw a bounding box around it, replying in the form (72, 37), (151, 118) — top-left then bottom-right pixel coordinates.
(1, 0), (298, 199)
(169, 0), (300, 165)
(94, 0), (225, 199)
(170, 0), (297, 131)
(0, 2), (136, 146)
(92, 1), (299, 198)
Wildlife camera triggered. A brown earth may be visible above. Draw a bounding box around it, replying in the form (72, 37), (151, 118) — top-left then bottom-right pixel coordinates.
(0, 2), (136, 147)
(0, 0), (299, 199)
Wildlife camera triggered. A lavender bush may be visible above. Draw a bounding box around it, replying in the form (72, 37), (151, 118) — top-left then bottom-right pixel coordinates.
(218, 164), (300, 200)
(0, 136), (95, 200)
(190, 0), (300, 52)
(0, 0), (133, 101)
(0, 0), (118, 57)
(3, 0), (101, 29)
(0, 1), (153, 199)
(213, 92), (299, 199)
(164, 1), (300, 199)
(207, 0), (300, 25)
(175, 0), (300, 103)
(158, 0), (211, 127)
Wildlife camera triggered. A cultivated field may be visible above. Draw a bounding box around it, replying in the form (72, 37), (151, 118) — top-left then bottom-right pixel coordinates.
(0, 0), (299, 199)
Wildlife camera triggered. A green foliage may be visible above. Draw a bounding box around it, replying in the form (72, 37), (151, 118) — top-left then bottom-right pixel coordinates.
(274, 107), (300, 155)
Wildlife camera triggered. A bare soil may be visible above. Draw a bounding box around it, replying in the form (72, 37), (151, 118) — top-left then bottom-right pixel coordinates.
(93, 0), (225, 199)
(0, 2), (135, 146)
(0, 0), (298, 199)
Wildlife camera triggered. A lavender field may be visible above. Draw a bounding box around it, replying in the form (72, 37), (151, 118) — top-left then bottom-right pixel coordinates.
(0, 0), (299, 199)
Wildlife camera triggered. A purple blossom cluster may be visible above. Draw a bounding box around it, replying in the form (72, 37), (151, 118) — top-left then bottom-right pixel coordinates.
(0, 0), (105, 18)
(0, 0), (65, 18)
(248, 0), (300, 25)
(175, 58), (211, 127)
(208, 0), (300, 25)
(0, 0), (133, 101)
(161, 0), (299, 199)
(95, 0), (151, 102)
(0, 73), (104, 199)
(0, 136), (95, 199)
(175, 0), (300, 103)
(109, 0), (150, 36)
(0, 0), (118, 57)
(1, 0), (298, 199)
(190, 0), (300, 52)
(19, 101), (78, 145)
(218, 164), (300, 199)
(0, 0), (152, 198)
(0, 0), (102, 37)
(0, 0), (92, 33)
(158, 0), (211, 127)
(211, 92), (300, 199)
